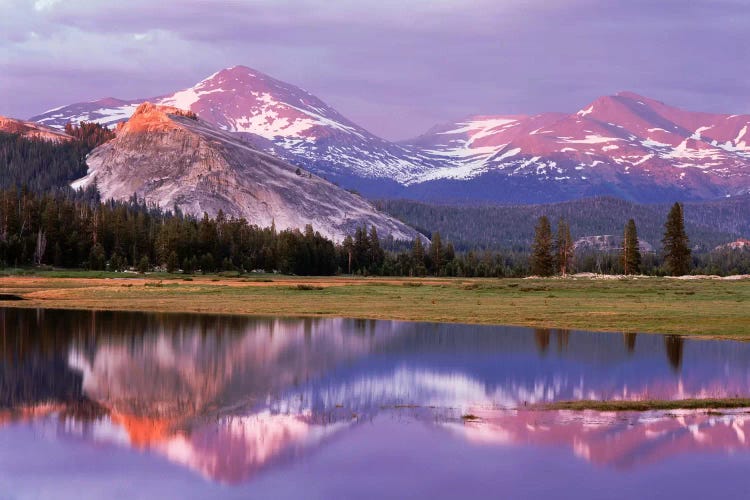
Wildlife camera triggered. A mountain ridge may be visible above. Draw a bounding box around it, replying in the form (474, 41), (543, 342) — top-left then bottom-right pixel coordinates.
(28, 66), (750, 203)
(0, 116), (73, 143)
(74, 102), (423, 242)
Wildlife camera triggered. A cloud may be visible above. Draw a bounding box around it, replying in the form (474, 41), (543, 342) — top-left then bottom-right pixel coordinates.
(33, 0), (61, 11)
(0, 0), (748, 139)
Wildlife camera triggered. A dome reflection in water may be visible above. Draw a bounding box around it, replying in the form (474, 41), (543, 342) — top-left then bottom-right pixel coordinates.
(1, 308), (749, 499)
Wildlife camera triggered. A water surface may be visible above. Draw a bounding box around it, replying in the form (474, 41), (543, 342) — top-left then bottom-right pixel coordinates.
(1, 308), (749, 499)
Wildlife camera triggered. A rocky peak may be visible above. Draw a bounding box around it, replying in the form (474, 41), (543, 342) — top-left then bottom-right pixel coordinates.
(73, 104), (422, 243)
(117, 102), (192, 134)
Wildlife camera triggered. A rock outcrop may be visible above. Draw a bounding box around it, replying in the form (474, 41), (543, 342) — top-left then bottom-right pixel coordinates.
(73, 103), (422, 242)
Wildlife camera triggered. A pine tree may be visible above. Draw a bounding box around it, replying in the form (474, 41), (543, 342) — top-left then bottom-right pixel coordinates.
(166, 251), (179, 273)
(662, 203), (691, 276)
(531, 216), (554, 277)
(411, 237), (426, 277)
(621, 219), (641, 275)
(137, 255), (150, 274)
(353, 226), (370, 273)
(368, 226), (384, 272)
(89, 243), (106, 270)
(342, 235), (354, 274)
(554, 218), (574, 276)
(430, 231), (443, 276)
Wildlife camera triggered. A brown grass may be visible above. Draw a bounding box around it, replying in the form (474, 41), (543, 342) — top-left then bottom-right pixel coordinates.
(1, 274), (749, 339)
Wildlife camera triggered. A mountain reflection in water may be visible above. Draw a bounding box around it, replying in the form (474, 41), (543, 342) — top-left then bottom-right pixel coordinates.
(1, 308), (750, 487)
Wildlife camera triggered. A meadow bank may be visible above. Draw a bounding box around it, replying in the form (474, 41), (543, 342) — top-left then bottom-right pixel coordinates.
(0, 273), (748, 339)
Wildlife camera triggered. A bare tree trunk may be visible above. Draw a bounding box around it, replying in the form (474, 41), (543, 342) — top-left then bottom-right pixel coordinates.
(34, 230), (46, 266)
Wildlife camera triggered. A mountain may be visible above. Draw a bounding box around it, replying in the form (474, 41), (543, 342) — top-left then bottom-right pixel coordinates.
(30, 67), (750, 203)
(406, 92), (750, 202)
(73, 102), (421, 242)
(31, 66), (436, 196)
(0, 116), (72, 142)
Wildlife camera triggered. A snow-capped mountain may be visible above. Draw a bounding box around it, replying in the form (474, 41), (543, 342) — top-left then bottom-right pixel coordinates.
(74, 102), (421, 242)
(30, 66), (436, 193)
(31, 97), (143, 130)
(406, 92), (750, 202)
(30, 67), (750, 203)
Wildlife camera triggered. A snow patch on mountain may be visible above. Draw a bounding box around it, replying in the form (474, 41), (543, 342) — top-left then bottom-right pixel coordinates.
(28, 71), (750, 202)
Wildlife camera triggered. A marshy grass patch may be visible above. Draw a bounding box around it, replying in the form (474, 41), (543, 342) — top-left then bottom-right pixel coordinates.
(294, 284), (323, 291)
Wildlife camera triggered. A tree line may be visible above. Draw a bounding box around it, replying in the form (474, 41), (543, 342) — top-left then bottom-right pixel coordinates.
(0, 123), (114, 194)
(379, 196), (749, 252)
(0, 126), (747, 277)
(1, 187), (746, 277)
(0, 187), (529, 277)
(529, 203), (693, 276)
(0, 189), (338, 275)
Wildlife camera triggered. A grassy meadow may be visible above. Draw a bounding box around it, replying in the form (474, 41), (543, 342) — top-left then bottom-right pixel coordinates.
(0, 271), (748, 339)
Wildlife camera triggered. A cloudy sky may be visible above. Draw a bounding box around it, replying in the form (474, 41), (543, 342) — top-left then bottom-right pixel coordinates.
(1, 0), (748, 140)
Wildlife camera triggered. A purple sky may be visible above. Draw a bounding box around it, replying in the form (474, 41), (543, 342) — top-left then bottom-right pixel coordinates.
(1, 0), (748, 140)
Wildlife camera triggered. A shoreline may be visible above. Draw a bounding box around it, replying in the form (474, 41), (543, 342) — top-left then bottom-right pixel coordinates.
(1, 274), (749, 340)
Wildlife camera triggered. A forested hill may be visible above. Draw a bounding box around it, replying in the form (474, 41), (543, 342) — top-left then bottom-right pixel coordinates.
(378, 196), (750, 252)
(0, 122), (114, 193)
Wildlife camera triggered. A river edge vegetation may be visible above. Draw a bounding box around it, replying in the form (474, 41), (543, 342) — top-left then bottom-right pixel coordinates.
(1, 274), (748, 340)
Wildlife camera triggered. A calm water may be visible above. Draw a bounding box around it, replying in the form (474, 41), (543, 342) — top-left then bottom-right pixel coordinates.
(1, 308), (750, 499)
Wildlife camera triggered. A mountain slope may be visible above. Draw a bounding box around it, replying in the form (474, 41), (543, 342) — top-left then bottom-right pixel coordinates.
(30, 68), (750, 203)
(73, 103), (421, 242)
(406, 92), (750, 202)
(0, 116), (73, 142)
(379, 196), (750, 251)
(31, 66), (436, 193)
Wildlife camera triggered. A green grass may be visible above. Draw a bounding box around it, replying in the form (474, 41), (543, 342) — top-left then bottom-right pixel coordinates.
(1, 273), (749, 339)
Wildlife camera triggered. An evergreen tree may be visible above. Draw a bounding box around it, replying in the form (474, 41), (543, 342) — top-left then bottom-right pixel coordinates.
(166, 251), (179, 273)
(554, 218), (574, 276)
(353, 226), (370, 273)
(411, 237), (426, 276)
(430, 231), (443, 276)
(368, 226), (384, 272)
(662, 203), (691, 276)
(88, 243), (106, 270)
(109, 252), (125, 272)
(137, 255), (150, 274)
(621, 219), (641, 275)
(531, 216), (554, 277)
(200, 253), (215, 274)
(342, 235), (354, 274)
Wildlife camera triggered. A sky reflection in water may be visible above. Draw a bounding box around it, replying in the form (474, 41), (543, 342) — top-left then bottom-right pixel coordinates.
(1, 308), (750, 499)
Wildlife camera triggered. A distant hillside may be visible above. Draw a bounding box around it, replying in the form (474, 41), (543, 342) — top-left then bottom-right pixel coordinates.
(378, 196), (750, 252)
(0, 122), (113, 193)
